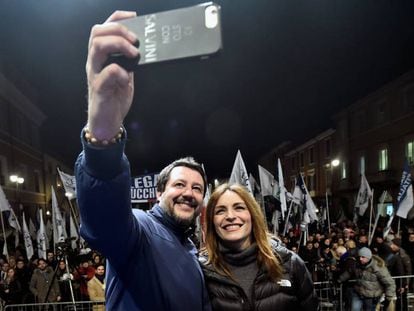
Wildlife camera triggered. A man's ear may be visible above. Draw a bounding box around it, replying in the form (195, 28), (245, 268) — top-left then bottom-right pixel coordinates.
(156, 191), (162, 200)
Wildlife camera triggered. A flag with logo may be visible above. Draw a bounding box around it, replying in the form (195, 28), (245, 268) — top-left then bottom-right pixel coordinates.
(69, 212), (79, 250)
(8, 208), (21, 247)
(57, 168), (77, 200)
(0, 185), (11, 212)
(396, 161), (414, 219)
(229, 150), (253, 194)
(258, 165), (278, 197)
(355, 174), (373, 216)
(37, 209), (47, 259)
(51, 186), (66, 243)
(22, 212), (34, 260)
(292, 175), (318, 223)
(277, 158), (288, 219)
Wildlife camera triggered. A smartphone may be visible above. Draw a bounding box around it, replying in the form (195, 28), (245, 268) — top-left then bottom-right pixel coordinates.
(105, 2), (222, 70)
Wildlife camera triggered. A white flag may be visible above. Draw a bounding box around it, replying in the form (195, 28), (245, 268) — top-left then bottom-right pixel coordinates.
(396, 161), (414, 219)
(293, 175), (318, 223)
(249, 173), (261, 193)
(57, 168), (77, 200)
(2, 242), (8, 258)
(0, 185), (11, 212)
(22, 212), (34, 260)
(355, 174), (373, 216)
(45, 219), (52, 247)
(69, 213), (79, 250)
(258, 165), (278, 197)
(37, 209), (47, 259)
(8, 208), (21, 248)
(278, 158), (287, 219)
(29, 218), (37, 240)
(8, 208), (21, 232)
(229, 150), (253, 194)
(51, 186), (65, 244)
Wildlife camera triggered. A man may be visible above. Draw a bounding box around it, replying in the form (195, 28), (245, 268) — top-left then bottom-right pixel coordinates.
(335, 245), (357, 311)
(352, 247), (396, 311)
(75, 11), (211, 310)
(29, 258), (61, 303)
(87, 264), (105, 311)
(390, 238), (411, 311)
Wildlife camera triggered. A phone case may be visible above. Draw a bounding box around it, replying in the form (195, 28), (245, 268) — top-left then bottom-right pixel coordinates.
(115, 2), (222, 68)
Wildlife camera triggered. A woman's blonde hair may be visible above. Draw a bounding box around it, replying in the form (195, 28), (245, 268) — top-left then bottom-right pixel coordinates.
(204, 183), (283, 281)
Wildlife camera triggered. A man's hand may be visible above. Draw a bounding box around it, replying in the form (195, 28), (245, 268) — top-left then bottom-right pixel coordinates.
(86, 11), (140, 141)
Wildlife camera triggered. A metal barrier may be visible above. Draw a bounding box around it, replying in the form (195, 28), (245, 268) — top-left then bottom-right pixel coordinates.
(2, 300), (105, 311)
(315, 274), (414, 311)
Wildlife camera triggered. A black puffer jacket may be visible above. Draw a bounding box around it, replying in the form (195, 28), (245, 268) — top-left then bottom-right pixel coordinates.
(200, 239), (318, 311)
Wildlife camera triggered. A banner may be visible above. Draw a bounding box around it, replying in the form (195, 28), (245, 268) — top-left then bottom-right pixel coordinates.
(229, 150), (253, 194)
(57, 168), (77, 200)
(131, 173), (159, 203)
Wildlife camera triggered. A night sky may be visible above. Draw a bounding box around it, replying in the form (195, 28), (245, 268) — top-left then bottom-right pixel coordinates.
(1, 0), (414, 180)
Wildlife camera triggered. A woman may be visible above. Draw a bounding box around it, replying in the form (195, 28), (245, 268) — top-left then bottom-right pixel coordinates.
(56, 260), (74, 302)
(200, 183), (318, 310)
(0, 268), (22, 305)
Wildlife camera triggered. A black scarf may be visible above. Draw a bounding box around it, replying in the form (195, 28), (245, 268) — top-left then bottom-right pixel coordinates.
(95, 274), (105, 284)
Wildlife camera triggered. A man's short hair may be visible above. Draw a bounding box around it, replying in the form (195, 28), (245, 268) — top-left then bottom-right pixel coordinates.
(157, 157), (207, 196)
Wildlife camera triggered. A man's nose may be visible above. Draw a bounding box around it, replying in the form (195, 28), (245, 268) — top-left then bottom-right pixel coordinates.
(182, 186), (194, 197)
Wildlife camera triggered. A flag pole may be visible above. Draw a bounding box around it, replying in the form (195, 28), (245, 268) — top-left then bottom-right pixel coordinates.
(325, 191), (331, 234)
(282, 200), (294, 236)
(0, 212), (9, 261)
(368, 188), (374, 245)
(369, 190), (385, 246)
(397, 218), (401, 238)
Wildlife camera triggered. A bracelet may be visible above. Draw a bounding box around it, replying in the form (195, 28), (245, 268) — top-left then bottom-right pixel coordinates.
(84, 126), (124, 146)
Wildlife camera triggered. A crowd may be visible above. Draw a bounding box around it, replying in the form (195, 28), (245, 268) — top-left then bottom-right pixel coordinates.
(0, 249), (106, 308)
(278, 219), (414, 311)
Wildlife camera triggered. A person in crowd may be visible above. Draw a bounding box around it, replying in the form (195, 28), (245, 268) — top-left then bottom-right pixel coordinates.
(92, 254), (103, 266)
(357, 234), (369, 249)
(46, 251), (57, 270)
(87, 264), (106, 311)
(14, 259), (33, 303)
(335, 245), (357, 311)
(299, 241), (320, 281)
(73, 258), (95, 301)
(1, 262), (10, 281)
(29, 258), (61, 303)
(351, 247), (396, 311)
(390, 238), (411, 311)
(75, 10), (211, 310)
(56, 260), (74, 302)
(0, 268), (22, 305)
(200, 183), (318, 311)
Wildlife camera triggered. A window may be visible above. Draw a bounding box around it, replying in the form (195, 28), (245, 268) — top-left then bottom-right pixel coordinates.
(300, 152), (304, 168)
(407, 141), (414, 165)
(0, 156), (6, 186)
(306, 173), (315, 192)
(359, 156), (366, 175)
(325, 140), (331, 157)
(376, 101), (386, 124)
(309, 147), (314, 164)
(341, 162), (347, 179)
(378, 148), (389, 171)
(34, 170), (41, 193)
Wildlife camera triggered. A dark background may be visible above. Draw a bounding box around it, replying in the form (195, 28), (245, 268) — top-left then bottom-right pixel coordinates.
(1, 0), (414, 179)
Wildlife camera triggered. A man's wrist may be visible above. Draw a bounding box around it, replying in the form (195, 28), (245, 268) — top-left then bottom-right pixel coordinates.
(84, 126), (124, 146)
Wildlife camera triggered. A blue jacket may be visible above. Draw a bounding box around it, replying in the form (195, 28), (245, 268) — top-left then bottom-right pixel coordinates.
(75, 134), (211, 310)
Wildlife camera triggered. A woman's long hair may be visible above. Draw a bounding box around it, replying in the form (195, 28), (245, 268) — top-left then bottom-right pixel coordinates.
(204, 183), (283, 281)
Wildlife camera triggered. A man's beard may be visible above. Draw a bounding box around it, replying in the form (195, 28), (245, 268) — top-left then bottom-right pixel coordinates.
(166, 197), (199, 227)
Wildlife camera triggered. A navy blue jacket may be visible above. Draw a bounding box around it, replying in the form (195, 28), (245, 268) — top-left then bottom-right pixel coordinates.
(75, 133), (211, 310)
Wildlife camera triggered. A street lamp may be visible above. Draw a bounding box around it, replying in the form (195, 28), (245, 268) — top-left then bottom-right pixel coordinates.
(9, 175), (24, 184)
(9, 174), (24, 209)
